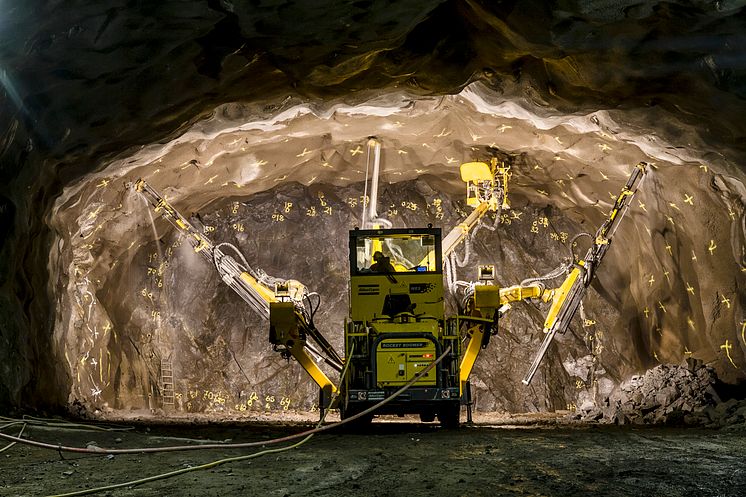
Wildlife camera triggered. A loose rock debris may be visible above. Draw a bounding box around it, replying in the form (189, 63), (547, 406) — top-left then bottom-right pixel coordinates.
(578, 362), (746, 429)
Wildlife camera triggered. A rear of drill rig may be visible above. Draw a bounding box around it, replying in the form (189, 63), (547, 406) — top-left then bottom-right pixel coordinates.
(134, 136), (647, 428)
(342, 227), (461, 427)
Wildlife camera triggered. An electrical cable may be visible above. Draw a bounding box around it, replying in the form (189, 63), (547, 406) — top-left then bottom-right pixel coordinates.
(50, 429), (322, 497)
(0, 416), (134, 432)
(568, 232), (592, 262)
(519, 263), (568, 288)
(0, 347), (451, 457)
(0, 422), (26, 454)
(46, 344), (362, 497)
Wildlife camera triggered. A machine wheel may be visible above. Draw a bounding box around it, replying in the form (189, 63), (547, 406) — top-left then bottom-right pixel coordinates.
(419, 411), (436, 423)
(340, 404), (373, 430)
(438, 403), (460, 429)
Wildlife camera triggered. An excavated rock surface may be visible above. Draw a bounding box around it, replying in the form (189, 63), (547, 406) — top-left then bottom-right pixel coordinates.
(0, 1), (745, 415)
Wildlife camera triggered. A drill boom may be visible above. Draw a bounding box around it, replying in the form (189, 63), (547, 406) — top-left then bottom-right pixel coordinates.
(522, 162), (647, 384)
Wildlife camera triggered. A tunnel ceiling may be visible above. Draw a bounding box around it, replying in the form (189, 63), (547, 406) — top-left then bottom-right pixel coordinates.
(0, 0), (744, 415)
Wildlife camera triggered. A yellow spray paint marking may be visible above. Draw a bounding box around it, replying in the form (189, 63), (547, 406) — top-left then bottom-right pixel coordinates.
(465, 128), (482, 141)
(687, 317), (696, 331)
(598, 143), (612, 152)
(87, 205), (103, 220)
(686, 283), (695, 295)
(657, 301), (667, 313)
(648, 275), (655, 287)
(433, 128), (452, 138)
(350, 145), (363, 156)
(665, 244), (672, 256)
(691, 250), (698, 262)
(204, 174), (218, 185)
(96, 179), (110, 188)
(637, 200), (647, 212)
(699, 164), (708, 173)
(644, 307), (650, 318)
(684, 194), (694, 205)
(741, 321), (746, 346)
(498, 124), (512, 133)
(721, 296), (731, 309)
(296, 148), (312, 158)
(720, 340), (738, 368)
(708, 240), (717, 255)
(669, 202), (680, 211)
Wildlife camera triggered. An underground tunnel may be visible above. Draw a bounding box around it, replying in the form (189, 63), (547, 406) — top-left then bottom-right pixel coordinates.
(1, 1), (745, 495)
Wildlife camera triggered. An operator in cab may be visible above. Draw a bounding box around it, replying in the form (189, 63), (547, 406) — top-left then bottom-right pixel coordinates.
(370, 251), (395, 273)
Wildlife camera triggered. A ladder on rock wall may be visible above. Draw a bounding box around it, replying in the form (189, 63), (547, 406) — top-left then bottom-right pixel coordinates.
(160, 358), (175, 408)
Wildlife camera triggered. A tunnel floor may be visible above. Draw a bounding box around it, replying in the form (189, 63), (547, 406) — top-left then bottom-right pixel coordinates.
(2, 416), (744, 497)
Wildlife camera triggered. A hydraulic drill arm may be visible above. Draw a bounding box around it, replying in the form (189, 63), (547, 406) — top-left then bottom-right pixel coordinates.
(134, 179), (341, 396)
(455, 162), (647, 389)
(135, 179), (275, 317)
(521, 162), (648, 384)
(442, 202), (492, 258)
(440, 158), (511, 259)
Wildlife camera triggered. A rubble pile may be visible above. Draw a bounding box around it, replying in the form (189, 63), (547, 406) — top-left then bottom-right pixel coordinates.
(578, 362), (746, 428)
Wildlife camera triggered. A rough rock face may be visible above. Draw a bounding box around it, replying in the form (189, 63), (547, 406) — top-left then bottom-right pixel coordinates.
(0, 1), (745, 414)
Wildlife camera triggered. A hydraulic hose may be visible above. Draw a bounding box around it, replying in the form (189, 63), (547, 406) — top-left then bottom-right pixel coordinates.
(0, 346), (452, 456)
(47, 345), (361, 497)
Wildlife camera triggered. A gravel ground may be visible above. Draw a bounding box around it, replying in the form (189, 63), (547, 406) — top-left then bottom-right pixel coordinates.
(1, 413), (745, 497)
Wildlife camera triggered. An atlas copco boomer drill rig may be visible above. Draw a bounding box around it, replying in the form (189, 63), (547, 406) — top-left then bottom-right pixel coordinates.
(135, 139), (646, 427)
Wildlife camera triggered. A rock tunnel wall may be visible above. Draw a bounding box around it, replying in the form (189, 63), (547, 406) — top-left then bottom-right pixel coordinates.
(0, 1), (745, 414)
(44, 87), (746, 417)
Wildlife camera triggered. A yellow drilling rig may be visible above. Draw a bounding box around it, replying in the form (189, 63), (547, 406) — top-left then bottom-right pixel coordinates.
(134, 139), (646, 427)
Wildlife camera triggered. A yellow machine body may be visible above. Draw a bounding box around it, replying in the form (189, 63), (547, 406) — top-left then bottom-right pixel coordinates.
(341, 227), (461, 426)
(375, 337), (437, 387)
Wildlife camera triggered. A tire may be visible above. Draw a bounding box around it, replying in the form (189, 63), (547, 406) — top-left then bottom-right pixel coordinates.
(438, 403), (460, 429)
(340, 403), (373, 431)
(419, 411), (436, 423)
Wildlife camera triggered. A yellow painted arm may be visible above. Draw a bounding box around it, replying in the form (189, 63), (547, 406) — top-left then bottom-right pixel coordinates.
(456, 162), (647, 388)
(136, 179), (343, 389)
(453, 315), (495, 396)
(499, 284), (553, 305)
(441, 202), (490, 258)
(521, 162), (647, 384)
(288, 340), (338, 397)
